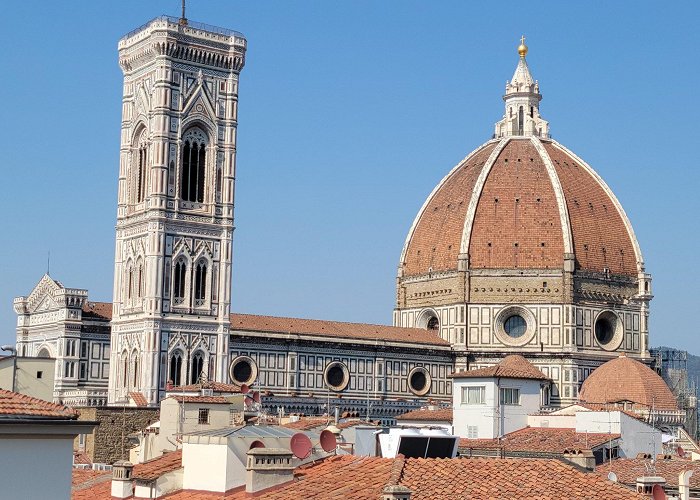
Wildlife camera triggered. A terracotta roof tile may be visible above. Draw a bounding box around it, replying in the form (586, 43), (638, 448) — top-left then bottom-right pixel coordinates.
(174, 381), (242, 393)
(459, 427), (619, 454)
(81, 301), (112, 321)
(449, 355), (549, 381)
(595, 457), (700, 489)
(396, 408), (453, 422)
(282, 417), (329, 431)
(133, 449), (183, 481)
(71, 469), (112, 500)
(230, 313), (449, 346)
(168, 395), (231, 404)
(580, 355), (678, 410)
(128, 392), (149, 407)
(0, 389), (77, 419)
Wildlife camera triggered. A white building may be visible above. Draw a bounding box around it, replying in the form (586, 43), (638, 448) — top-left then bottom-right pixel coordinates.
(451, 355), (549, 439)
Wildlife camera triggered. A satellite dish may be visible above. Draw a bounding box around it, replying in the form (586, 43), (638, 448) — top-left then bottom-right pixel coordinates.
(652, 484), (666, 500)
(244, 397), (253, 408)
(607, 472), (618, 482)
(290, 433), (313, 459)
(319, 429), (338, 453)
(249, 440), (265, 450)
(677, 446), (686, 458)
(240, 383), (249, 394)
(252, 391), (261, 404)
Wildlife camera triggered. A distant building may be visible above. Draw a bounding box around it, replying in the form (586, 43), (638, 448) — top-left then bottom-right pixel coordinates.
(0, 355), (55, 402)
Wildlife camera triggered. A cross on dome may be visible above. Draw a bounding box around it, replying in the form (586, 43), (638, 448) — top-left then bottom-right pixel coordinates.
(494, 36), (549, 138)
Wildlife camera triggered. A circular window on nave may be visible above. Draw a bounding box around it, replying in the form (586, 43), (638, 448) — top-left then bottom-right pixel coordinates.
(504, 314), (527, 338)
(229, 356), (258, 386)
(324, 361), (350, 391)
(494, 306), (537, 347)
(408, 366), (431, 396)
(594, 310), (623, 351)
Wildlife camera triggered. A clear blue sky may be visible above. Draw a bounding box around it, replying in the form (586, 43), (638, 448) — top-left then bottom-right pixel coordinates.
(1, 1), (698, 353)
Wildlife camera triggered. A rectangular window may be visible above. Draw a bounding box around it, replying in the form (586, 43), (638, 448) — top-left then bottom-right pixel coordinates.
(229, 408), (239, 426)
(64, 362), (70, 378)
(81, 341), (88, 358)
(80, 362), (87, 380)
(499, 388), (520, 405)
(377, 363), (383, 376)
(36, 371), (43, 379)
(467, 425), (478, 439)
(198, 408), (210, 425)
(564, 370), (570, 382)
(462, 386), (486, 405)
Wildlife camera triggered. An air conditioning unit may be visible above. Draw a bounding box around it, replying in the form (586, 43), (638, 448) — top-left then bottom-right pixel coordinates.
(201, 388), (214, 396)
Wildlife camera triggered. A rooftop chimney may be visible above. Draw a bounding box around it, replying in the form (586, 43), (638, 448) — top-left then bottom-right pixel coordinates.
(381, 484), (412, 500)
(562, 449), (596, 471)
(111, 461), (134, 499)
(246, 448), (295, 494)
(679, 470), (693, 500)
(635, 476), (666, 496)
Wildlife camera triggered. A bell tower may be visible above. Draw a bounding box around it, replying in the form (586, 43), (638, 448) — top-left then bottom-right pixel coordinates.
(108, 15), (246, 404)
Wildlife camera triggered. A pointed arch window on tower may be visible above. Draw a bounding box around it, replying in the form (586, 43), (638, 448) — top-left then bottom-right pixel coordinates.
(170, 351), (183, 386)
(190, 351), (204, 384)
(180, 128), (208, 203)
(137, 264), (144, 298)
(135, 132), (148, 203)
(127, 268), (134, 301)
(173, 258), (187, 305)
(132, 352), (139, 389)
(121, 351), (129, 389)
(194, 260), (207, 306)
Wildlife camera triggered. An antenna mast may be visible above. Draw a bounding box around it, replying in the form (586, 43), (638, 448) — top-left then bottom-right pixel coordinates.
(179, 0), (188, 26)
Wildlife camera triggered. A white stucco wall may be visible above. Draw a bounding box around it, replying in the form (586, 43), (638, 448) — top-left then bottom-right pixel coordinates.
(0, 436), (73, 499)
(528, 413), (576, 428)
(452, 377), (542, 439)
(182, 442), (245, 492)
(575, 411), (662, 458)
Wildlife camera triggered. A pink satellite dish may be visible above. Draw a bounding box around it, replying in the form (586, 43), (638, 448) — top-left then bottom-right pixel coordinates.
(249, 440), (265, 450)
(252, 391), (261, 404)
(677, 446), (686, 458)
(652, 484), (666, 500)
(240, 383), (249, 394)
(244, 397), (253, 408)
(290, 433), (313, 459)
(319, 429), (337, 453)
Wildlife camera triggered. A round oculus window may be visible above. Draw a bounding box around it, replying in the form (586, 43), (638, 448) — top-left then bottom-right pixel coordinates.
(594, 311), (622, 350)
(408, 367), (431, 396)
(229, 356), (257, 386)
(504, 314), (527, 338)
(427, 317), (439, 331)
(324, 362), (349, 391)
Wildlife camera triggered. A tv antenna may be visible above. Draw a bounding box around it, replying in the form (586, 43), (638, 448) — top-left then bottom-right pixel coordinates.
(179, 0), (188, 26)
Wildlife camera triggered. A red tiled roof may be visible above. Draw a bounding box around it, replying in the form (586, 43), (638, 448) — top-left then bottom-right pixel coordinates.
(81, 301), (112, 321)
(459, 427), (619, 454)
(174, 381), (242, 394)
(133, 449), (183, 481)
(168, 395), (231, 404)
(71, 469), (112, 500)
(595, 457), (700, 489)
(282, 417), (329, 431)
(73, 451), (92, 465)
(580, 355), (679, 411)
(230, 313), (450, 346)
(129, 392), (149, 407)
(449, 355), (549, 381)
(245, 455), (642, 499)
(396, 408), (453, 422)
(399, 457), (641, 499)
(0, 389), (77, 419)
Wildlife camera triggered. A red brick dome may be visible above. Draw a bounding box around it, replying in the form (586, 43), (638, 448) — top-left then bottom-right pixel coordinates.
(399, 137), (642, 278)
(579, 355), (677, 410)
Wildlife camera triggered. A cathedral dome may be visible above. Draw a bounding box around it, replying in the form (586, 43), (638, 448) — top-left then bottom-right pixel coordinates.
(579, 355), (677, 410)
(399, 45), (643, 279)
(399, 136), (642, 277)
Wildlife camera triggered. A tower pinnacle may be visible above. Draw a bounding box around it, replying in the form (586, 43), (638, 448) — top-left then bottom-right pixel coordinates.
(494, 37), (549, 138)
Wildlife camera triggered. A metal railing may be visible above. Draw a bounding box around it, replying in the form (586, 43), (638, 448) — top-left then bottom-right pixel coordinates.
(121, 15), (245, 41)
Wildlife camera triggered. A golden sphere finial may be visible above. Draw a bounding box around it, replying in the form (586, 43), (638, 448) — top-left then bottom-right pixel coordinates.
(518, 35), (528, 58)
